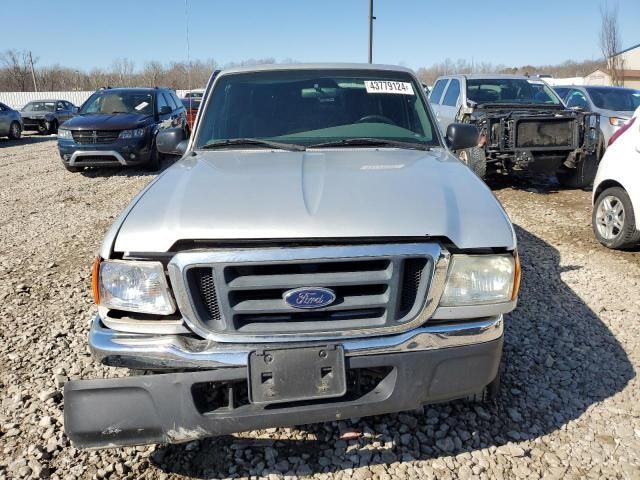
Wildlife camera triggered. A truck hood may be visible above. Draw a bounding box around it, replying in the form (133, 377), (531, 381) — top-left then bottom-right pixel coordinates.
(113, 148), (516, 253)
(62, 113), (152, 131)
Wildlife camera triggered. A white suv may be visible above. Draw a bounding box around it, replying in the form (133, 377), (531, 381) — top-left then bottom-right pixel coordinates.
(592, 106), (640, 249)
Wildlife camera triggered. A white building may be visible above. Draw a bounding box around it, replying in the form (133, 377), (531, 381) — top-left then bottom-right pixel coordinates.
(611, 42), (640, 88)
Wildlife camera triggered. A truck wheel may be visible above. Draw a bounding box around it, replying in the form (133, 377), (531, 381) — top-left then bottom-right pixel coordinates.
(8, 121), (21, 140)
(464, 368), (501, 404)
(593, 187), (640, 249)
(458, 147), (487, 179)
(557, 152), (597, 188)
(50, 120), (59, 135)
(144, 147), (161, 172)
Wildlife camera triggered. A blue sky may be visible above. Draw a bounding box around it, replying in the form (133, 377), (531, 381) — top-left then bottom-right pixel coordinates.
(4, 0), (639, 70)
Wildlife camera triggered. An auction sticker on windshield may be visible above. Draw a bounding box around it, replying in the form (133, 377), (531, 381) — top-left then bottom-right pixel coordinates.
(365, 80), (414, 95)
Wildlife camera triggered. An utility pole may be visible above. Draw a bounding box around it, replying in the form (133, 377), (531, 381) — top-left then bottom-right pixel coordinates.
(184, 0), (192, 96)
(28, 50), (38, 92)
(368, 0), (375, 63)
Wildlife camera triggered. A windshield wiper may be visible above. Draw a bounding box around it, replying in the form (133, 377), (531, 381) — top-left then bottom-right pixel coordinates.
(308, 138), (431, 151)
(201, 138), (306, 152)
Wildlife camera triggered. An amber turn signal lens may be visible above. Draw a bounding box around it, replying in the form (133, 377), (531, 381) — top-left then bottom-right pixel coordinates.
(91, 256), (101, 305)
(511, 252), (521, 301)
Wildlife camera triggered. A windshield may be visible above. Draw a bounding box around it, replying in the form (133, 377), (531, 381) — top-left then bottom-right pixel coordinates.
(79, 91), (154, 115)
(195, 69), (439, 148)
(586, 87), (640, 111)
(466, 78), (562, 106)
(23, 101), (55, 112)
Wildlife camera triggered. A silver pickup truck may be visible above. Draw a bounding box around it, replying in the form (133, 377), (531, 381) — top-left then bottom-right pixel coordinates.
(64, 64), (521, 448)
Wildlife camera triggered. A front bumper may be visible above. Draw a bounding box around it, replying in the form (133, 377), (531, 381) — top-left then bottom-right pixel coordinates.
(64, 316), (503, 448)
(58, 138), (151, 167)
(21, 117), (50, 131)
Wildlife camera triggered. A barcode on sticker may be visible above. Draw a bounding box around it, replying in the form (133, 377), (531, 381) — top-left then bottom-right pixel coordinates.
(365, 81), (414, 95)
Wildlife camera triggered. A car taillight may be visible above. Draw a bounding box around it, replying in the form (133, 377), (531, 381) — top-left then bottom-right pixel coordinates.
(608, 116), (636, 146)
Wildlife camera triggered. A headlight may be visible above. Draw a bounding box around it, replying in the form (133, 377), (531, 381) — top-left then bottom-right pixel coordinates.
(96, 259), (175, 315)
(58, 128), (72, 139)
(119, 128), (146, 139)
(609, 117), (628, 127)
(440, 254), (519, 306)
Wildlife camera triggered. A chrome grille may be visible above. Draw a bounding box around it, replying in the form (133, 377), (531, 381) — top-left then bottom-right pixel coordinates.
(71, 130), (120, 144)
(169, 244), (447, 341)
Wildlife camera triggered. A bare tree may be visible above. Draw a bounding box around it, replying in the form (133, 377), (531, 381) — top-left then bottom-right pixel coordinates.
(0, 49), (34, 91)
(111, 58), (136, 87)
(140, 61), (165, 87)
(599, 2), (625, 86)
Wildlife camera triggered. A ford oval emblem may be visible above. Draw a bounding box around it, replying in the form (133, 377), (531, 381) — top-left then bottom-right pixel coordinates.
(283, 287), (336, 309)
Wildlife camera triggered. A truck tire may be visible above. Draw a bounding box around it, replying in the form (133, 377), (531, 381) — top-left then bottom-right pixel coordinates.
(557, 152), (597, 188)
(458, 147), (487, 179)
(8, 121), (21, 140)
(593, 187), (640, 249)
(50, 120), (59, 135)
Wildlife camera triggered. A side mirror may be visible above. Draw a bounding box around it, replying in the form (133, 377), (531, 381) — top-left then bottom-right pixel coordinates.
(159, 105), (172, 115)
(156, 128), (187, 156)
(445, 123), (480, 151)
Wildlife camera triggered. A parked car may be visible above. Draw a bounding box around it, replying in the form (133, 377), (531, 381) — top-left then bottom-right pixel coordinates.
(20, 99), (77, 135)
(553, 85), (640, 155)
(181, 97), (200, 130)
(57, 87), (187, 172)
(181, 72), (220, 131)
(183, 88), (205, 100)
(64, 64), (521, 449)
(429, 74), (600, 187)
(0, 102), (23, 139)
(592, 107), (640, 249)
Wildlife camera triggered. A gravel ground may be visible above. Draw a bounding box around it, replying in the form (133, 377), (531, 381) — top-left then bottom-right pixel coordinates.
(1, 136), (639, 480)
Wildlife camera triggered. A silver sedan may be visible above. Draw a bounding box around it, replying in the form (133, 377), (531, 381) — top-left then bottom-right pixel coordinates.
(0, 102), (23, 139)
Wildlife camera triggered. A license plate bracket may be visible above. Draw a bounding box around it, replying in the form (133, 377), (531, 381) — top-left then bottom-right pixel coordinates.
(248, 345), (346, 404)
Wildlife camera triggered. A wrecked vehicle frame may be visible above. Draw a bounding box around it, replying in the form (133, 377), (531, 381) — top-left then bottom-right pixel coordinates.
(430, 74), (600, 187)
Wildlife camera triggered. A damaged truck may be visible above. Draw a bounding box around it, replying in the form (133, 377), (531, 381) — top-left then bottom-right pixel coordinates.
(429, 74), (600, 187)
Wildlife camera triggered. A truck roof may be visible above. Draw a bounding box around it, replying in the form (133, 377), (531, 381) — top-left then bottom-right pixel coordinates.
(219, 63), (415, 76)
(459, 73), (536, 80)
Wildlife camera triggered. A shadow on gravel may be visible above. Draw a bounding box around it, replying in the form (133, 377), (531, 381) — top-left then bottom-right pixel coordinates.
(486, 173), (594, 194)
(486, 174), (563, 194)
(0, 134), (55, 148)
(77, 155), (180, 178)
(152, 225), (633, 478)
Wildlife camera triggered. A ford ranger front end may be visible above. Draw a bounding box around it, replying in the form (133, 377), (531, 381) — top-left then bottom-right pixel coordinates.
(64, 64), (520, 448)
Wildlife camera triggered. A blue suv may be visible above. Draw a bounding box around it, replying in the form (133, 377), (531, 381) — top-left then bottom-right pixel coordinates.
(57, 87), (187, 172)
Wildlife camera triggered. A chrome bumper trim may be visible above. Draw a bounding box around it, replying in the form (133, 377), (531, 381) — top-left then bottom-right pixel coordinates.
(69, 150), (127, 166)
(89, 314), (503, 369)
